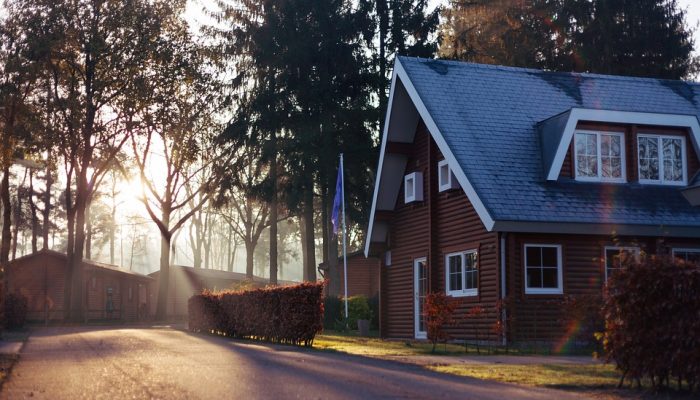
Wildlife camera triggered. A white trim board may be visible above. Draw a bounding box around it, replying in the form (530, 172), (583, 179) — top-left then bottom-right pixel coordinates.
(546, 108), (700, 181)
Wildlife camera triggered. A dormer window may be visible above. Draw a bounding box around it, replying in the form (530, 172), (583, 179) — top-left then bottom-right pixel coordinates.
(404, 172), (423, 203)
(438, 160), (458, 192)
(574, 130), (626, 182)
(637, 134), (686, 185)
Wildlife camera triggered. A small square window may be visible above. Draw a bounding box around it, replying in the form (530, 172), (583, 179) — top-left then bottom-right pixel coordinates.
(445, 250), (478, 297)
(404, 172), (423, 203)
(438, 160), (458, 192)
(524, 244), (563, 294)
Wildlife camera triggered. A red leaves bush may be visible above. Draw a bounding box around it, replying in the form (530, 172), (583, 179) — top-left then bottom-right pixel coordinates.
(188, 282), (324, 346)
(602, 256), (700, 390)
(423, 292), (459, 352)
(3, 293), (28, 330)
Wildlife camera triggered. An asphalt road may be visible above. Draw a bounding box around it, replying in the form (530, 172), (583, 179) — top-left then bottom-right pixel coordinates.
(1, 326), (588, 399)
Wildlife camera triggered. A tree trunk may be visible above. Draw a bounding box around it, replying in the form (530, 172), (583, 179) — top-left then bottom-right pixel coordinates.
(269, 141), (278, 286)
(11, 169), (26, 260)
(204, 212), (211, 269)
(68, 166), (89, 322)
(42, 161), (53, 250)
(29, 170), (38, 253)
(109, 175), (116, 264)
(155, 208), (171, 321)
(245, 240), (254, 279)
(0, 165), (11, 266)
(85, 198), (92, 260)
(63, 169), (75, 320)
(302, 183), (316, 282)
(378, 0), (388, 118)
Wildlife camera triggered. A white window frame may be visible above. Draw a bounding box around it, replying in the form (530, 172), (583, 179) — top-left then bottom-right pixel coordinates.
(672, 248), (700, 263)
(445, 250), (478, 297)
(524, 244), (563, 295)
(604, 246), (640, 281)
(438, 159), (458, 192)
(637, 134), (687, 186)
(404, 172), (423, 203)
(573, 130), (627, 183)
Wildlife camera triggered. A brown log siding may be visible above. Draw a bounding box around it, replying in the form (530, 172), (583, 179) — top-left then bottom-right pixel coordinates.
(383, 120), (499, 340)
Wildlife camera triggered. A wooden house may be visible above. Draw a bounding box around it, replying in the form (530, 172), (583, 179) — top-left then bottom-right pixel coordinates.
(6, 249), (153, 322)
(364, 57), (700, 343)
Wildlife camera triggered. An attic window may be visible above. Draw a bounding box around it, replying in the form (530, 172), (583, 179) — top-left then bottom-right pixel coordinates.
(638, 134), (686, 185)
(438, 160), (458, 192)
(404, 172), (423, 203)
(574, 130), (626, 182)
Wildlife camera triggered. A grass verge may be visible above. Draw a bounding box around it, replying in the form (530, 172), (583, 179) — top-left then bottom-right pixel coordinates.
(315, 331), (497, 357)
(428, 363), (620, 389)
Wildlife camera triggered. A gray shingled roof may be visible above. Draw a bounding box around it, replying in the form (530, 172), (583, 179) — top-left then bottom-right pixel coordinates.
(399, 56), (700, 227)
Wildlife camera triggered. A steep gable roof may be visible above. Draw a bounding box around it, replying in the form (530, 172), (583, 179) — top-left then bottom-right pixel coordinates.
(365, 57), (700, 255)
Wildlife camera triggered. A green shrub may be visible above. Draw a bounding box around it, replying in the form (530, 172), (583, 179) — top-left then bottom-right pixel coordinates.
(347, 295), (372, 329)
(368, 294), (379, 330)
(3, 293), (28, 330)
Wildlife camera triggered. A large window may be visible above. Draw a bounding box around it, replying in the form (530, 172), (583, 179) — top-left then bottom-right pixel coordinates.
(524, 244), (563, 294)
(604, 246), (640, 280)
(574, 130), (626, 182)
(637, 134), (686, 185)
(672, 248), (700, 265)
(445, 250), (478, 297)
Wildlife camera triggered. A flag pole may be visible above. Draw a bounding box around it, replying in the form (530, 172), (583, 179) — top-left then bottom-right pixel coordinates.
(340, 153), (349, 320)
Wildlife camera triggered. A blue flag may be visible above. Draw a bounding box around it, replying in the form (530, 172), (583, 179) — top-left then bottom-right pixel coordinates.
(331, 160), (343, 235)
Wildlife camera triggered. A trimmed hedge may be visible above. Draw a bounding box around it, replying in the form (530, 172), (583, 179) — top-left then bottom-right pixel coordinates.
(602, 256), (700, 391)
(188, 282), (324, 346)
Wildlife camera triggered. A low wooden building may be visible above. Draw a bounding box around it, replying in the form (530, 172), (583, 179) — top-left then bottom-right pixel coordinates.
(6, 249), (153, 322)
(318, 252), (380, 298)
(148, 265), (297, 318)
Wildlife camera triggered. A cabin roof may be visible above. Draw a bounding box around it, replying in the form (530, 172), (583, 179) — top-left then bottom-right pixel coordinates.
(8, 249), (153, 280)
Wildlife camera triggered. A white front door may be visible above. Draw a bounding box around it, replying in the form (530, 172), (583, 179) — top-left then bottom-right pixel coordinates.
(414, 257), (428, 339)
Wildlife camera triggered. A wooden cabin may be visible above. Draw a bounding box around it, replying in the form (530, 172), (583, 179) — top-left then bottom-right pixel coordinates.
(364, 57), (700, 343)
(6, 249), (153, 322)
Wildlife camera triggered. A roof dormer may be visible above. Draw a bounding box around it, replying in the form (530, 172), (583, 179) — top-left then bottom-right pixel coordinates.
(539, 108), (700, 184)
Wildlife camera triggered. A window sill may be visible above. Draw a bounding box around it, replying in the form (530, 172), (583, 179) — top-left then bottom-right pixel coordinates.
(447, 290), (478, 298)
(524, 288), (563, 295)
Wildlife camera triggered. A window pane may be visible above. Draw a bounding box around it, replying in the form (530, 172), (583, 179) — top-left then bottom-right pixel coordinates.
(601, 134), (622, 179)
(465, 253), (478, 290)
(448, 255), (462, 291)
(526, 246), (541, 267)
(541, 247), (558, 267)
(542, 267), (559, 288)
(575, 133), (598, 177)
(527, 267), (542, 288)
(638, 137), (659, 180)
(440, 164), (449, 186)
(662, 138), (683, 182)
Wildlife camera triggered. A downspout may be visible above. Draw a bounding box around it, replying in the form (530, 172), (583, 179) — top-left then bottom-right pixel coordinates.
(500, 232), (507, 346)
